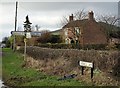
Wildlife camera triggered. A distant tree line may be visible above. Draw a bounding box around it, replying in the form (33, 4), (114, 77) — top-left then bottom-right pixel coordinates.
(2, 37), (11, 48)
(37, 30), (62, 44)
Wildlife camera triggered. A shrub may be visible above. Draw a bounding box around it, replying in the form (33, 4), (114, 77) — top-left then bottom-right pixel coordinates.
(49, 35), (62, 43)
(37, 32), (51, 43)
(116, 44), (120, 50)
(83, 44), (108, 50)
(37, 43), (107, 50)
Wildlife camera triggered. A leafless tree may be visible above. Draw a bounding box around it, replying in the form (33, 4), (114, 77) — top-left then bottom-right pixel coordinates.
(60, 15), (69, 27)
(98, 15), (120, 39)
(35, 24), (41, 31)
(98, 15), (120, 26)
(74, 9), (88, 20)
(60, 9), (87, 26)
(31, 24), (41, 31)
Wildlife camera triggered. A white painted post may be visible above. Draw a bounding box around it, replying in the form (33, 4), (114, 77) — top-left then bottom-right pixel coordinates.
(24, 38), (27, 60)
(24, 32), (31, 61)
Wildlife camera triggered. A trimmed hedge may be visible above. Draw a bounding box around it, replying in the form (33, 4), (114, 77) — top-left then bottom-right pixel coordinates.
(37, 43), (77, 49)
(18, 46), (120, 78)
(116, 44), (120, 50)
(83, 44), (108, 50)
(37, 43), (108, 50)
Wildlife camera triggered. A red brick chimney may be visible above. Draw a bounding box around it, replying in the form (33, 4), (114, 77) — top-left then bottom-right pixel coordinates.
(69, 14), (74, 22)
(88, 11), (94, 20)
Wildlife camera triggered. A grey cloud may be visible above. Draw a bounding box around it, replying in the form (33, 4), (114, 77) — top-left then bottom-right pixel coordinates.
(0, 23), (14, 30)
(19, 2), (118, 14)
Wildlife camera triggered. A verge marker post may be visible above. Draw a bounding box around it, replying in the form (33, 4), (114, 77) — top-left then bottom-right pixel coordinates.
(24, 37), (27, 61)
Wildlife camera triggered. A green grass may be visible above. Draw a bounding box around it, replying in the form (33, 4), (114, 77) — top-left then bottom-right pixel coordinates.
(0, 48), (2, 79)
(2, 48), (84, 86)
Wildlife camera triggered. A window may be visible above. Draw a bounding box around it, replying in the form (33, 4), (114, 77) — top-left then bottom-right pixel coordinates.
(65, 29), (68, 36)
(65, 38), (70, 44)
(75, 27), (81, 36)
(75, 27), (79, 34)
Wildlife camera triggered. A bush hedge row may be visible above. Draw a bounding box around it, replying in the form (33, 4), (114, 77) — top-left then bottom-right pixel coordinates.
(116, 44), (120, 50)
(18, 46), (120, 77)
(37, 43), (108, 50)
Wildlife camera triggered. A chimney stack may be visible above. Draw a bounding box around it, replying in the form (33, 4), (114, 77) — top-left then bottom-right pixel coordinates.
(69, 14), (74, 22)
(88, 11), (94, 20)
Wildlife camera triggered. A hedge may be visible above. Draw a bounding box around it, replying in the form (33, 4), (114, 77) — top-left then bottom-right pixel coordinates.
(18, 46), (120, 78)
(37, 43), (108, 50)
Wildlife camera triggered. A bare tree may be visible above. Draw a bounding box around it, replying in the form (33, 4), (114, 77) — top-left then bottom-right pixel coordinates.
(60, 9), (87, 26)
(35, 24), (41, 31)
(74, 9), (88, 20)
(31, 24), (41, 31)
(98, 15), (120, 38)
(60, 15), (69, 27)
(98, 15), (120, 26)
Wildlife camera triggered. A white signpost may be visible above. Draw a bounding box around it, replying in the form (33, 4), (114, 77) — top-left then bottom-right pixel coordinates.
(11, 31), (41, 36)
(79, 61), (94, 79)
(26, 32), (31, 38)
(11, 31), (25, 36)
(79, 61), (93, 68)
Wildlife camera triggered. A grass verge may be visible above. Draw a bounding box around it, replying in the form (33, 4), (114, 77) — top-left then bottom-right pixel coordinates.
(0, 48), (2, 79)
(2, 48), (84, 87)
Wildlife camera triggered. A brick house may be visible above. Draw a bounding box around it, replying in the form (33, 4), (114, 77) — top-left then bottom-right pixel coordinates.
(62, 11), (108, 46)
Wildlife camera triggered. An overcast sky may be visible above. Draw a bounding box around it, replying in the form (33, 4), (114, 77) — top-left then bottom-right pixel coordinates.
(0, 1), (120, 41)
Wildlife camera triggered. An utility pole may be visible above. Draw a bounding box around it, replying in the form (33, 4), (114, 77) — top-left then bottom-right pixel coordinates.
(13, 1), (18, 51)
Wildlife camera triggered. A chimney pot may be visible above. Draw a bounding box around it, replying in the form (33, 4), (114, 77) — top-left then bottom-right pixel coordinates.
(69, 14), (74, 22)
(88, 11), (94, 20)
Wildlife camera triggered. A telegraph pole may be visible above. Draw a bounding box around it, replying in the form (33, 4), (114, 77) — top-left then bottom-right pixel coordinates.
(13, 1), (18, 51)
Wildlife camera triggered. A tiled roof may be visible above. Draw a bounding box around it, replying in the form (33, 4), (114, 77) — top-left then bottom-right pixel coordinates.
(62, 19), (89, 28)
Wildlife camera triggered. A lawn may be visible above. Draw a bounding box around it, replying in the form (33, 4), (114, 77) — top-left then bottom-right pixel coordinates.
(0, 48), (2, 79)
(2, 48), (84, 87)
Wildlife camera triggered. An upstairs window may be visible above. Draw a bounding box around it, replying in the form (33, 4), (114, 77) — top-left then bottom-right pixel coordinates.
(75, 27), (80, 33)
(75, 27), (81, 35)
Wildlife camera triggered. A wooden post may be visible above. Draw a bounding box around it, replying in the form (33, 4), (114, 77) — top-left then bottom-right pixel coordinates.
(91, 62), (94, 86)
(24, 38), (27, 60)
(81, 66), (84, 75)
(91, 62), (94, 79)
(91, 68), (94, 79)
